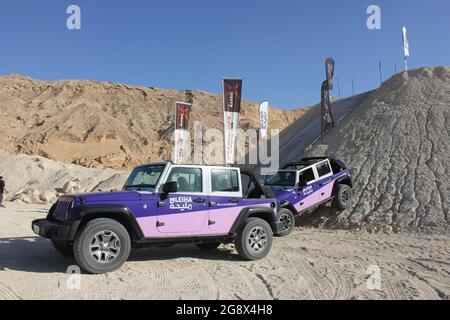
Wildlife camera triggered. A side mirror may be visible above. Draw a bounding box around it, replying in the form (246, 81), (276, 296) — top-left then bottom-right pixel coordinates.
(163, 181), (178, 194)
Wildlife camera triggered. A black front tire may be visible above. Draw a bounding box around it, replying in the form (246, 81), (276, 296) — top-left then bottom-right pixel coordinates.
(335, 184), (353, 210)
(51, 240), (74, 257)
(196, 242), (221, 251)
(73, 218), (131, 274)
(235, 218), (273, 261)
(276, 209), (295, 237)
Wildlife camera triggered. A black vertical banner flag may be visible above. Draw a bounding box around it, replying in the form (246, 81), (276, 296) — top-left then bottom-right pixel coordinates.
(321, 80), (334, 132)
(223, 79), (243, 112)
(175, 102), (191, 130)
(321, 58), (335, 134)
(326, 58), (335, 90)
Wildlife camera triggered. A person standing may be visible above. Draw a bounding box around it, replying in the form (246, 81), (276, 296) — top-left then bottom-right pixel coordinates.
(0, 176), (6, 208)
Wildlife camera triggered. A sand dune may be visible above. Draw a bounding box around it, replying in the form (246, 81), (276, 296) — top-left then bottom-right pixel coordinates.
(0, 74), (307, 169)
(302, 67), (450, 233)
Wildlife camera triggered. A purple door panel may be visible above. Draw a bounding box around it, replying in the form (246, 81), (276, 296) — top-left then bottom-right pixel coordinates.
(294, 181), (334, 212)
(157, 194), (209, 234)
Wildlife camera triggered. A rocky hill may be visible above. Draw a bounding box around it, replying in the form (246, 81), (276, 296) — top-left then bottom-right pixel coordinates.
(303, 67), (450, 233)
(0, 74), (307, 169)
(0, 154), (127, 205)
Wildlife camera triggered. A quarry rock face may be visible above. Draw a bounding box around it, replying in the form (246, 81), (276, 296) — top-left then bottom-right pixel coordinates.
(0, 155), (128, 204)
(62, 181), (83, 194)
(304, 67), (450, 233)
(0, 74), (307, 170)
(39, 190), (57, 203)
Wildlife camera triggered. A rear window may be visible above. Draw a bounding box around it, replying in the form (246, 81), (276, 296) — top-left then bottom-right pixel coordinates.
(211, 169), (240, 193)
(316, 161), (332, 177)
(264, 171), (297, 187)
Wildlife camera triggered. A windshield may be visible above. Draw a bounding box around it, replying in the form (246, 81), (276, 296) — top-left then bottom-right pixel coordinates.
(123, 165), (166, 191)
(264, 171), (297, 187)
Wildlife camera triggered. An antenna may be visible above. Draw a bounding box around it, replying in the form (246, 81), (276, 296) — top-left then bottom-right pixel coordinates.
(351, 78), (355, 96)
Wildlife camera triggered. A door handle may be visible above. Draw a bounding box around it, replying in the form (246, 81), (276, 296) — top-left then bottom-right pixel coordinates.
(321, 192), (325, 196)
(208, 220), (216, 225)
(229, 198), (240, 203)
(209, 201), (217, 207)
(194, 198), (206, 203)
(300, 202), (304, 206)
(156, 221), (165, 227)
(157, 201), (166, 207)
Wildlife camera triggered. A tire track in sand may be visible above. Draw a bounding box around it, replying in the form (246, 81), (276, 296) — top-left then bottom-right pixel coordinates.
(281, 248), (352, 300)
(0, 282), (22, 300)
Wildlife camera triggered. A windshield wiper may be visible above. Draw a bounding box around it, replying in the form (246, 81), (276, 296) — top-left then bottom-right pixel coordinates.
(124, 184), (155, 191)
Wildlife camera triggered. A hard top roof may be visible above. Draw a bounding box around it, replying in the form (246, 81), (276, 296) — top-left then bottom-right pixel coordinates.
(134, 161), (244, 170)
(283, 157), (330, 169)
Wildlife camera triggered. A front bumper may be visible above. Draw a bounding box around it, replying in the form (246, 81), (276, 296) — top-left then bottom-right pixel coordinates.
(32, 219), (81, 241)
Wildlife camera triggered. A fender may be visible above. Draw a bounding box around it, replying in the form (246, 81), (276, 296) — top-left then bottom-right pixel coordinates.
(229, 206), (277, 234)
(279, 201), (299, 216)
(71, 204), (145, 240)
(332, 174), (353, 196)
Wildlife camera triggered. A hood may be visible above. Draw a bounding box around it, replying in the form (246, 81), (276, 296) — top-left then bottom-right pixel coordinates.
(71, 190), (144, 203)
(272, 189), (296, 202)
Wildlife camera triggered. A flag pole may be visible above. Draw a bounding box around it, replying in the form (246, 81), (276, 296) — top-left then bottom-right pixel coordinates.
(337, 76), (341, 98)
(378, 61), (383, 86)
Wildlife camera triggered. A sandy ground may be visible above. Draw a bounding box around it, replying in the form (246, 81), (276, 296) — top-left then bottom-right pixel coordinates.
(0, 203), (449, 300)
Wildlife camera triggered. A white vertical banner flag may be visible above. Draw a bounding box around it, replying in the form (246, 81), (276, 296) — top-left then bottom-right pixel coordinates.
(223, 79), (243, 165)
(402, 26), (410, 70)
(173, 102), (191, 164)
(174, 130), (189, 164)
(259, 101), (269, 139)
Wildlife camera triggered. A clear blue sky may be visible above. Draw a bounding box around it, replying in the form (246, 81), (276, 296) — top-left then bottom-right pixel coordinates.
(0, 0), (449, 108)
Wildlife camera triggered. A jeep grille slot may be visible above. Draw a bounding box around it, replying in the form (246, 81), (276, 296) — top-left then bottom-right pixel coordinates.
(53, 197), (74, 222)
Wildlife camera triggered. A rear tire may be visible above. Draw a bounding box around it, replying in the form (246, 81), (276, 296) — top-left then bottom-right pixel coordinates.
(196, 242), (221, 251)
(276, 209), (295, 237)
(235, 218), (273, 261)
(51, 240), (74, 257)
(335, 184), (353, 210)
(73, 218), (131, 274)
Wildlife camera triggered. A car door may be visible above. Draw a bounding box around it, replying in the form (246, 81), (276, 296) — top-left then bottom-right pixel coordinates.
(208, 168), (243, 233)
(313, 160), (335, 200)
(295, 167), (320, 212)
(156, 166), (209, 235)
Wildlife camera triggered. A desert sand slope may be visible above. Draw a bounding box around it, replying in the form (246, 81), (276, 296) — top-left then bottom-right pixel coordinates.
(275, 92), (371, 169)
(0, 204), (448, 300)
(0, 74), (307, 169)
(303, 67), (450, 233)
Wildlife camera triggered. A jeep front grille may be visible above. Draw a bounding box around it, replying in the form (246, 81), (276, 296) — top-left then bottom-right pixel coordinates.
(53, 197), (74, 222)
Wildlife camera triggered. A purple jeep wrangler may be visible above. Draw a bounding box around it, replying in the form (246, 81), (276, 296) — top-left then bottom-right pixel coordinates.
(32, 162), (283, 274)
(263, 158), (353, 235)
